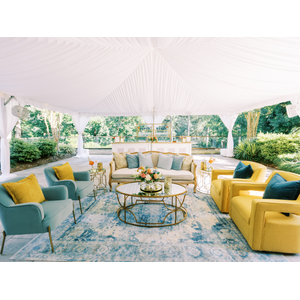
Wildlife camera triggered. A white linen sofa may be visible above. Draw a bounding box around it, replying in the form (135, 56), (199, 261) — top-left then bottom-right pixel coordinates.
(109, 151), (197, 192)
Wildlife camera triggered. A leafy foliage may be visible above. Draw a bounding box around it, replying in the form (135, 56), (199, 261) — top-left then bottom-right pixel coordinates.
(233, 139), (260, 161)
(273, 153), (300, 174)
(10, 139), (41, 162)
(58, 143), (76, 155)
(36, 138), (57, 157)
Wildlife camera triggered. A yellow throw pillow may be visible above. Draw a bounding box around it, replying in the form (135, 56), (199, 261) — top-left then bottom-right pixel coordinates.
(52, 162), (75, 180)
(181, 155), (193, 171)
(2, 174), (46, 205)
(113, 152), (129, 170)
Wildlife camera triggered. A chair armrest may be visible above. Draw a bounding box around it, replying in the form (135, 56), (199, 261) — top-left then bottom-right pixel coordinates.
(250, 199), (300, 250)
(211, 169), (234, 181)
(109, 160), (116, 176)
(52, 180), (77, 199)
(74, 171), (90, 181)
(191, 162), (197, 174)
(41, 186), (68, 200)
(230, 182), (268, 199)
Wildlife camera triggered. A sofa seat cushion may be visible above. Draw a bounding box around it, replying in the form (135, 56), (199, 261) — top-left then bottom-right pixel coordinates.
(231, 195), (261, 224)
(112, 168), (139, 179)
(211, 179), (222, 195)
(156, 168), (194, 181)
(41, 199), (73, 231)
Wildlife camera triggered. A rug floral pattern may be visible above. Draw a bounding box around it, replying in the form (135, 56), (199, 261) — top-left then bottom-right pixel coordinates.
(11, 188), (287, 262)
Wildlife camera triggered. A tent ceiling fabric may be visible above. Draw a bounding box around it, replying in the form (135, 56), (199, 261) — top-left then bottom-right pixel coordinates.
(1, 37), (300, 117)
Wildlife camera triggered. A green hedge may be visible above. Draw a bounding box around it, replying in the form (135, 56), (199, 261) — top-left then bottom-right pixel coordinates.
(273, 153), (300, 174)
(36, 138), (57, 157)
(10, 139), (41, 162)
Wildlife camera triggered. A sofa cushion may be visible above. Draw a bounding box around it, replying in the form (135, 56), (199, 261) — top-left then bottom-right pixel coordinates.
(126, 153), (139, 169)
(172, 155), (185, 170)
(139, 152), (154, 168)
(157, 153), (173, 170)
(112, 168), (139, 179)
(181, 155), (193, 171)
(113, 152), (129, 170)
(2, 174), (46, 205)
(53, 162), (75, 181)
(233, 161), (253, 179)
(156, 168), (194, 181)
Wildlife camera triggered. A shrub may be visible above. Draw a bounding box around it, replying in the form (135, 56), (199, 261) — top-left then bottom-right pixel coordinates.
(234, 139), (260, 161)
(10, 139), (41, 162)
(58, 143), (76, 155)
(256, 133), (300, 163)
(273, 153), (300, 174)
(36, 138), (57, 157)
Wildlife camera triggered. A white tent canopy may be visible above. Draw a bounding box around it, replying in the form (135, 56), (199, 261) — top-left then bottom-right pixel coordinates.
(1, 37), (300, 179)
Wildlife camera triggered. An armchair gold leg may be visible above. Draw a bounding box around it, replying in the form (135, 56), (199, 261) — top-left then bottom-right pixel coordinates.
(78, 196), (83, 214)
(72, 203), (77, 224)
(1, 231), (6, 254)
(47, 226), (54, 253)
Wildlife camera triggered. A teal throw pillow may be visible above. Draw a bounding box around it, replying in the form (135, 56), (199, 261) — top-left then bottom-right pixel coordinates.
(126, 153), (139, 169)
(171, 155), (185, 170)
(157, 153), (174, 170)
(233, 161), (253, 179)
(138, 152), (154, 168)
(263, 173), (300, 216)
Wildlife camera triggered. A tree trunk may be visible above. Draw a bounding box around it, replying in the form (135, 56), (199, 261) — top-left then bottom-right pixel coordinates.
(245, 109), (261, 139)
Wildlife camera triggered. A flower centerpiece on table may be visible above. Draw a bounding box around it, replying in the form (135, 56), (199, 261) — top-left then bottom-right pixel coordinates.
(207, 157), (216, 171)
(88, 156), (95, 169)
(132, 166), (163, 183)
(149, 136), (158, 142)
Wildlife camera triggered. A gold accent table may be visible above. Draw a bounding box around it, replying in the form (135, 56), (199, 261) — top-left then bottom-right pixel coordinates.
(197, 169), (212, 194)
(116, 182), (187, 227)
(88, 168), (107, 197)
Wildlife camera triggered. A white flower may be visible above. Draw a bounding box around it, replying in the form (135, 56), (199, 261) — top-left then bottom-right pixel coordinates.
(145, 174), (151, 181)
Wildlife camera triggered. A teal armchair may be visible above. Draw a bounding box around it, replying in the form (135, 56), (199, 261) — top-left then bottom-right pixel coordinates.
(0, 176), (76, 254)
(44, 165), (94, 215)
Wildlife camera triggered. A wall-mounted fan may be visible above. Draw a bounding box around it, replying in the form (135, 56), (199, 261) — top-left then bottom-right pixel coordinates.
(4, 96), (30, 119)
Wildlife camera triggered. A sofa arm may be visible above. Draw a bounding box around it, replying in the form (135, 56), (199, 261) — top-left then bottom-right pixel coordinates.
(230, 182), (268, 199)
(250, 199), (300, 250)
(211, 169), (234, 181)
(74, 171), (90, 181)
(52, 180), (77, 199)
(109, 160), (116, 176)
(41, 186), (68, 201)
(0, 202), (44, 234)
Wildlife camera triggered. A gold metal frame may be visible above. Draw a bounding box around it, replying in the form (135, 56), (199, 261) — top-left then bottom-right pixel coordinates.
(197, 169), (212, 194)
(1, 231), (6, 254)
(116, 183), (187, 227)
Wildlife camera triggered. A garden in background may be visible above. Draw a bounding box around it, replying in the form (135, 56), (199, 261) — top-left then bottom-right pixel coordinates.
(1, 100), (300, 174)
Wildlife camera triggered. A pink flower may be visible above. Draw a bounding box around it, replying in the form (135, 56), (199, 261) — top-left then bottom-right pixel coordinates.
(154, 174), (158, 179)
(141, 173), (146, 178)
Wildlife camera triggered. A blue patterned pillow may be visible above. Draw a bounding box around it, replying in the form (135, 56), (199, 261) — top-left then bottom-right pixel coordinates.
(157, 153), (174, 170)
(171, 155), (185, 170)
(263, 173), (300, 216)
(126, 153), (139, 169)
(233, 161), (253, 179)
(138, 152), (154, 168)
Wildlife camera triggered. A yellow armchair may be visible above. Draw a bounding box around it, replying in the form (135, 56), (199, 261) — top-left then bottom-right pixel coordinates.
(229, 171), (300, 254)
(210, 161), (266, 213)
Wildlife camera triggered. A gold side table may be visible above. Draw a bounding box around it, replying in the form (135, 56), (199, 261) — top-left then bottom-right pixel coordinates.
(88, 168), (107, 197)
(197, 169), (212, 194)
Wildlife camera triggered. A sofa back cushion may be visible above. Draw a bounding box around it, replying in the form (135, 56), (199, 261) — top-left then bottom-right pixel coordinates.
(157, 153), (174, 170)
(126, 153), (139, 169)
(113, 152), (129, 170)
(181, 155), (193, 171)
(52, 162), (75, 180)
(151, 153), (159, 167)
(233, 161), (253, 179)
(172, 155), (185, 170)
(139, 152), (154, 168)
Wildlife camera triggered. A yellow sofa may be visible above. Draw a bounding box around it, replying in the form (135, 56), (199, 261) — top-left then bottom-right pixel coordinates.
(229, 171), (300, 254)
(210, 161), (266, 213)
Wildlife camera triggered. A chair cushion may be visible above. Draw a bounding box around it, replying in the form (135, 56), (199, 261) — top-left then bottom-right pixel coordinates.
(172, 155), (185, 170)
(2, 174), (46, 205)
(157, 153), (174, 170)
(113, 152), (129, 170)
(233, 161), (253, 179)
(112, 168), (139, 179)
(156, 168), (194, 181)
(181, 155), (193, 171)
(139, 152), (154, 168)
(75, 181), (94, 199)
(52, 162), (75, 180)
(126, 153), (139, 169)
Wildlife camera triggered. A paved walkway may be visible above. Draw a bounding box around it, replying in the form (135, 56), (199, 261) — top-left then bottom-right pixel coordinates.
(0, 154), (299, 262)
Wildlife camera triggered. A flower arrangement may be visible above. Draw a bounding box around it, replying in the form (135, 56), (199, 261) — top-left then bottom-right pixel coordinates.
(112, 137), (115, 140)
(149, 136), (158, 142)
(88, 156), (95, 168)
(132, 166), (163, 183)
(208, 157), (216, 164)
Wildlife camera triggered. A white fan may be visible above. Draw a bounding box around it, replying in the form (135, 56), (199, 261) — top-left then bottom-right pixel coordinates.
(11, 105), (30, 119)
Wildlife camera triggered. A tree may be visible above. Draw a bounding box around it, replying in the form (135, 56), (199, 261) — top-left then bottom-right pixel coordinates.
(245, 109), (261, 139)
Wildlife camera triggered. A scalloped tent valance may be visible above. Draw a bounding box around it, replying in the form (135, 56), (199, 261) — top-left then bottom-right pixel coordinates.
(1, 37), (300, 117)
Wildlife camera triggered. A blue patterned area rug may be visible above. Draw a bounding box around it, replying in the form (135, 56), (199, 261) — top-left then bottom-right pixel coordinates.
(11, 188), (288, 262)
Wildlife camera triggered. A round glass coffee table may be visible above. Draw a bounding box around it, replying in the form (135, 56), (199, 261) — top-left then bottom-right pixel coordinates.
(115, 182), (187, 227)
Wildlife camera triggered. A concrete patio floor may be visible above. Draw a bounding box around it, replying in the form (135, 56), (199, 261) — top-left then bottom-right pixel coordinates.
(0, 154), (299, 262)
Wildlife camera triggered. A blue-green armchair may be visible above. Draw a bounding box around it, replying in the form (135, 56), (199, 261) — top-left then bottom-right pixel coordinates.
(44, 165), (94, 215)
(0, 176), (76, 254)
